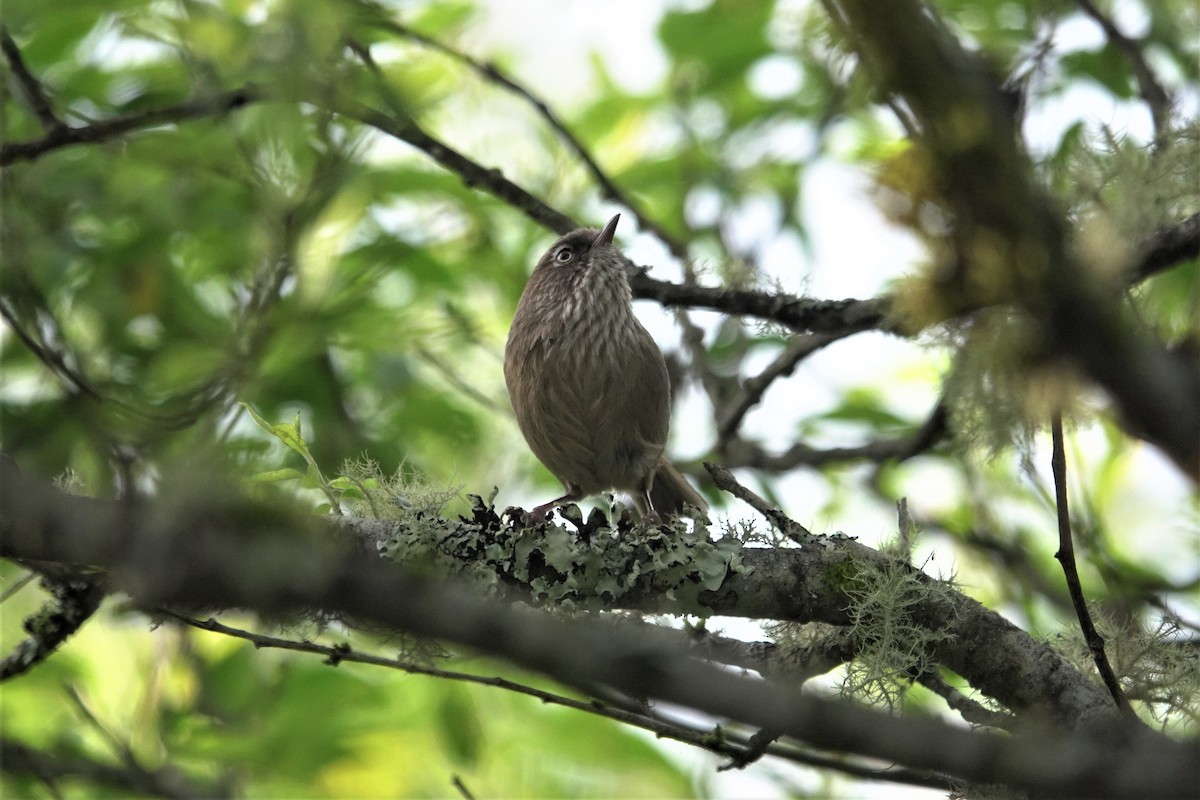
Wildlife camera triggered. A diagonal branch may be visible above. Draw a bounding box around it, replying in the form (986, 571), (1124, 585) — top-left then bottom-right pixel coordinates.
(1050, 412), (1138, 721)
(0, 736), (225, 800)
(330, 97), (578, 234)
(164, 611), (952, 790)
(716, 332), (848, 443)
(1134, 212), (1200, 281)
(0, 575), (105, 682)
(1, 26), (64, 131)
(0, 86), (259, 167)
(1074, 0), (1173, 139)
(379, 24), (691, 262)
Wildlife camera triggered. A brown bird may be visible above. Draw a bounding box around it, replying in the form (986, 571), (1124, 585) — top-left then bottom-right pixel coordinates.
(504, 214), (708, 522)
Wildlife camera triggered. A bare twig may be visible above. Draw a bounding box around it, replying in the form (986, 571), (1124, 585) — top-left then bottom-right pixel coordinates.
(717, 332), (846, 443)
(378, 25), (691, 262)
(0, 736), (224, 800)
(163, 610), (950, 789)
(917, 669), (1015, 731)
(332, 97), (577, 234)
(0, 86), (258, 167)
(0, 300), (105, 400)
(1050, 412), (1138, 721)
(714, 399), (947, 473)
(703, 461), (814, 541)
(1074, 0), (1173, 139)
(450, 775), (475, 800)
(1, 27), (64, 130)
(160, 612), (771, 768)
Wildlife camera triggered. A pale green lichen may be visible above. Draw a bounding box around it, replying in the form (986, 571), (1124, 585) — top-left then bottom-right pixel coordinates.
(377, 497), (751, 614)
(337, 455), (463, 520)
(841, 552), (955, 710)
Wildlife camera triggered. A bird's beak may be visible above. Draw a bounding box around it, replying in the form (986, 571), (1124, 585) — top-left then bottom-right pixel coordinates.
(593, 214), (620, 248)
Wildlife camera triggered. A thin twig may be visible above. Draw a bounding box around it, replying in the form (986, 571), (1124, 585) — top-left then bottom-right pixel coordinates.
(332, 96), (578, 234)
(450, 775), (475, 800)
(0, 86), (258, 167)
(1, 736), (225, 800)
(0, 27), (64, 130)
(716, 332), (845, 442)
(162, 612), (760, 762)
(703, 461), (813, 541)
(1074, 0), (1173, 139)
(917, 669), (1016, 731)
(161, 610), (951, 789)
(0, 570), (37, 603)
(380, 24), (692, 263)
(1050, 412), (1138, 721)
(714, 399), (947, 473)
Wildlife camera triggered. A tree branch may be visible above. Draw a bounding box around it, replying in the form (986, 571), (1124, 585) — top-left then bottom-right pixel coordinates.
(0, 463), (1191, 798)
(1134, 212), (1200, 282)
(0, 86), (259, 167)
(0, 574), (105, 682)
(1050, 412), (1138, 720)
(1, 27), (64, 131)
(1074, 0), (1173, 139)
(716, 332), (846, 443)
(0, 736), (227, 800)
(826, 0), (1200, 476)
(713, 400), (947, 473)
(376, 25), (691, 262)
(632, 273), (894, 335)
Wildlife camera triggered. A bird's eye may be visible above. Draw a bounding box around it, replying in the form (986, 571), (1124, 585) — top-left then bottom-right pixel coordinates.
(555, 248), (574, 264)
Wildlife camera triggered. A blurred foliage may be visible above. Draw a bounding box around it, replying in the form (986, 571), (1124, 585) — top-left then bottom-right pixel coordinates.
(1, 0), (1198, 797)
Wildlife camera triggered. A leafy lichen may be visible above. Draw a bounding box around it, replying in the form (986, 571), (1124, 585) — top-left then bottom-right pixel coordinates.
(377, 495), (751, 614)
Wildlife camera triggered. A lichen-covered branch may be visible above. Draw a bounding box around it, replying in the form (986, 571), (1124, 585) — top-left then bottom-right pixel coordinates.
(825, 0), (1200, 475)
(0, 462), (1191, 797)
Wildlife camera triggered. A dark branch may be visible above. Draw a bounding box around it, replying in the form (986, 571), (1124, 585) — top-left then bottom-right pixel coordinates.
(827, 0), (1200, 476)
(331, 97), (578, 234)
(716, 332), (846, 442)
(0, 86), (259, 167)
(379, 24), (691, 262)
(1050, 412), (1138, 720)
(1, 27), (64, 130)
(1134, 212), (1200, 282)
(1074, 0), (1173, 139)
(0, 736), (227, 799)
(0, 575), (105, 682)
(632, 272), (895, 335)
(0, 464), (1189, 798)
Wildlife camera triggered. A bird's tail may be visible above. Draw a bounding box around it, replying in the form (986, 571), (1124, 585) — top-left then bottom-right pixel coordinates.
(649, 457), (709, 521)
